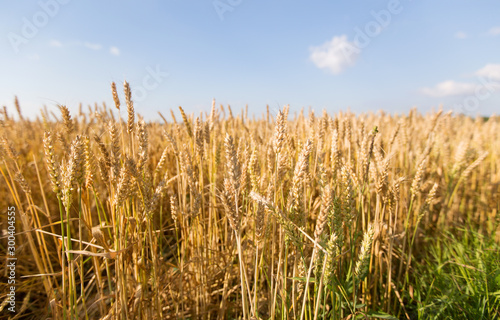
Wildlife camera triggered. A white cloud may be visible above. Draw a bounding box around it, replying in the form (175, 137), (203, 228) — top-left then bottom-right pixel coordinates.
(476, 64), (500, 80)
(110, 46), (120, 56)
(421, 80), (476, 97)
(454, 31), (467, 39)
(488, 27), (500, 36)
(49, 39), (63, 47)
(49, 39), (120, 55)
(83, 42), (102, 50)
(309, 35), (359, 74)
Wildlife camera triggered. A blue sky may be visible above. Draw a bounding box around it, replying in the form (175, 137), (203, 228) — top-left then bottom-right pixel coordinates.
(1, 0), (499, 120)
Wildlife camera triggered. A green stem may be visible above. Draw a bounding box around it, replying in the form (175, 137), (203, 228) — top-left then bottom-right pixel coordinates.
(57, 196), (67, 320)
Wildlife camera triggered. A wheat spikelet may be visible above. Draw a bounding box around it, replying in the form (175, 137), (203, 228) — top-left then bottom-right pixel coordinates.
(125, 156), (139, 180)
(373, 139), (384, 170)
(238, 140), (250, 194)
(411, 144), (431, 201)
(292, 139), (313, 185)
(194, 117), (204, 159)
(392, 176), (405, 205)
(315, 184), (332, 241)
(426, 182), (439, 206)
(109, 121), (121, 181)
(58, 138), (83, 210)
(56, 131), (70, 154)
(388, 120), (402, 151)
(154, 146), (169, 183)
(340, 165), (354, 221)
(461, 151), (488, 180)
(43, 132), (61, 194)
(61, 160), (74, 211)
(452, 140), (469, 174)
(343, 117), (352, 148)
(180, 148), (200, 215)
(273, 110), (287, 155)
(169, 109), (177, 124)
(308, 110), (315, 138)
(203, 121), (210, 149)
(142, 171), (154, 212)
(136, 120), (149, 174)
(67, 135), (85, 186)
(40, 108), (49, 129)
(376, 157), (390, 197)
(426, 110), (443, 139)
(178, 106), (193, 139)
(222, 136), (244, 231)
(1, 136), (19, 160)
(330, 128), (341, 175)
(170, 195), (179, 227)
(1, 106), (9, 121)
(14, 96), (23, 122)
(124, 81), (134, 134)
(111, 82), (120, 110)
(276, 151), (289, 183)
(354, 223), (375, 280)
(283, 104), (290, 123)
(221, 181), (239, 232)
(317, 111), (328, 154)
(332, 115), (339, 133)
(296, 254), (306, 301)
(15, 171), (31, 194)
(115, 166), (132, 206)
(59, 105), (74, 135)
(94, 134), (111, 172)
(358, 120), (366, 147)
(360, 127), (377, 183)
(214, 138), (222, 168)
(248, 147), (260, 192)
(255, 202), (265, 241)
(97, 158), (109, 182)
(224, 134), (241, 194)
(148, 179), (167, 216)
(287, 139), (313, 226)
(323, 232), (339, 281)
(83, 136), (95, 188)
(163, 129), (179, 156)
(275, 123), (290, 168)
(209, 98), (217, 131)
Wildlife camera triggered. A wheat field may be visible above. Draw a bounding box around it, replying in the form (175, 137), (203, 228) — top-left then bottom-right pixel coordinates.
(0, 82), (499, 319)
